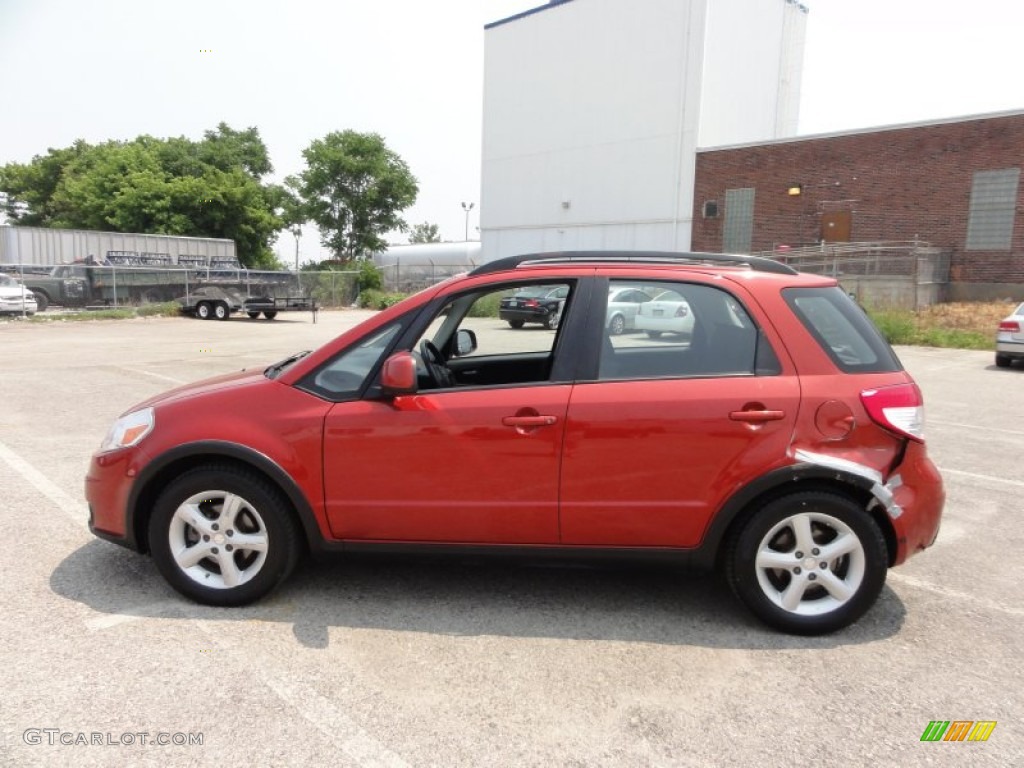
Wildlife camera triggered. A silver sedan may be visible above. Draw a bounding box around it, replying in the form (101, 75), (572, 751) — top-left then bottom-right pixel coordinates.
(995, 302), (1024, 368)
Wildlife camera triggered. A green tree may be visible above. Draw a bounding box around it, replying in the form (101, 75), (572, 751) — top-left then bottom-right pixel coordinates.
(408, 222), (441, 244)
(290, 130), (418, 260)
(0, 125), (283, 268)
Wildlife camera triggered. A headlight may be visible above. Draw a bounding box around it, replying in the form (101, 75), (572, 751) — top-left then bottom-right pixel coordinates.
(99, 408), (155, 452)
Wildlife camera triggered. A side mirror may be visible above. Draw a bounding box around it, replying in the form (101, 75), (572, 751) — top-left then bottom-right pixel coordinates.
(380, 351), (418, 395)
(454, 328), (477, 357)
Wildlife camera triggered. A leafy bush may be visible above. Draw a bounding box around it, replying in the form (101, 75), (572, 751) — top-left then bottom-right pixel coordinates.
(357, 289), (408, 310)
(467, 293), (502, 318)
(356, 260), (384, 292)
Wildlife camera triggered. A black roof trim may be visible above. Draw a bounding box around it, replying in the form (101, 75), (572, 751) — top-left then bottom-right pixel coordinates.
(485, 0), (575, 30)
(469, 251), (797, 276)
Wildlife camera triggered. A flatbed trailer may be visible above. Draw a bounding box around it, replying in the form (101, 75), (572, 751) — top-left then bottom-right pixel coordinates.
(243, 296), (318, 321)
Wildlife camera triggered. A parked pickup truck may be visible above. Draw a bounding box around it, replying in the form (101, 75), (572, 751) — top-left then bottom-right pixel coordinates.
(23, 264), (184, 310)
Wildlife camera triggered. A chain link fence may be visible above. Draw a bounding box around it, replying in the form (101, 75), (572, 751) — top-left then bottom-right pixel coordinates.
(3, 264), (361, 310)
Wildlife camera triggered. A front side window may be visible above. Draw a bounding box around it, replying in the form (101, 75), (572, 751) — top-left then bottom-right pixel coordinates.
(599, 280), (766, 380)
(410, 281), (575, 390)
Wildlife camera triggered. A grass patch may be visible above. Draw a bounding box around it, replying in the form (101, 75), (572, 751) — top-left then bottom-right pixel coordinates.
(867, 301), (1012, 350)
(27, 302), (182, 322)
(136, 301), (182, 317)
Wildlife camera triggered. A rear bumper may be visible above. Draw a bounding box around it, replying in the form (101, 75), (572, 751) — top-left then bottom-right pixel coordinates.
(995, 338), (1024, 357)
(888, 441), (944, 564)
(499, 308), (551, 323)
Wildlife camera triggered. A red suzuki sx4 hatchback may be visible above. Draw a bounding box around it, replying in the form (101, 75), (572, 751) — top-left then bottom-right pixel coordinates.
(86, 252), (944, 634)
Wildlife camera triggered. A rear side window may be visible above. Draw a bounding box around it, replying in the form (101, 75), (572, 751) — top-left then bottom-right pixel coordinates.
(784, 287), (902, 373)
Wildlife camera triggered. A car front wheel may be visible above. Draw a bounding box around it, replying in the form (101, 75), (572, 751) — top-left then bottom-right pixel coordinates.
(148, 466), (300, 606)
(726, 492), (887, 635)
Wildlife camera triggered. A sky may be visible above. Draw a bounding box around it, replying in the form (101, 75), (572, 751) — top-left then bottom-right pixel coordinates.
(1, 0), (1022, 264)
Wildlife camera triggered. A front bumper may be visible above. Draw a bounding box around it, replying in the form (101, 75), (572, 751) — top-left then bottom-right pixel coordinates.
(85, 447), (144, 551)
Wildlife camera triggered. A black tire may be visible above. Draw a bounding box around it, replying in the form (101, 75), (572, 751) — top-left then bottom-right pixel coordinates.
(31, 291), (50, 312)
(196, 301), (212, 320)
(995, 354), (1012, 368)
(545, 311), (560, 330)
(507, 320), (524, 329)
(726, 492), (887, 635)
(608, 314), (626, 336)
(147, 465), (301, 607)
(645, 330), (662, 339)
(263, 311), (278, 320)
(247, 311), (261, 319)
(214, 301), (230, 321)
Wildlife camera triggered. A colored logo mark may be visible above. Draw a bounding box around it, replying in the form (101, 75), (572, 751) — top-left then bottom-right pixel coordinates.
(920, 720), (996, 742)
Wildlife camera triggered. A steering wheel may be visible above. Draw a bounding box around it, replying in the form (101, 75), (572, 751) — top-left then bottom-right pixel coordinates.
(419, 340), (453, 388)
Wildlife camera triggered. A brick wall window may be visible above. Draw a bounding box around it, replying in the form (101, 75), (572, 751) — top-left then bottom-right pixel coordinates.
(966, 168), (1020, 251)
(723, 187), (755, 253)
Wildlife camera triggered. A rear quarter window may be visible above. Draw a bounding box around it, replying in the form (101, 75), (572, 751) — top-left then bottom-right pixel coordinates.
(783, 287), (902, 373)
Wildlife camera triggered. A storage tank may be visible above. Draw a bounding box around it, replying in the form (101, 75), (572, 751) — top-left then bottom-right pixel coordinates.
(373, 242), (482, 291)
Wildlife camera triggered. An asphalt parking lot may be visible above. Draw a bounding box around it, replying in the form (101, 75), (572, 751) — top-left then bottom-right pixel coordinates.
(0, 310), (1021, 767)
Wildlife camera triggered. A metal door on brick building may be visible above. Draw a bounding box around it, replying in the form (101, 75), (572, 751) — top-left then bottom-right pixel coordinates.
(820, 210), (852, 242)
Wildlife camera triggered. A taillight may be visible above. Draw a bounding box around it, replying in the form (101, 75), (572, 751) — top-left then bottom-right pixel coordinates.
(999, 320), (1020, 332)
(860, 383), (924, 442)
(524, 299), (539, 308)
(675, 305), (689, 317)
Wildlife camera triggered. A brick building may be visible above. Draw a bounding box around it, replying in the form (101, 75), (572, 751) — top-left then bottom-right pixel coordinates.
(692, 110), (1024, 300)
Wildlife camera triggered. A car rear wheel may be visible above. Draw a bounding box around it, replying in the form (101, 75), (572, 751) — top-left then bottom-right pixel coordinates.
(214, 301), (230, 321)
(263, 311), (277, 320)
(995, 354), (1012, 368)
(507, 320), (524, 329)
(726, 492), (887, 635)
(148, 466), (300, 606)
(608, 314), (626, 335)
(196, 301), (212, 320)
(247, 311), (261, 319)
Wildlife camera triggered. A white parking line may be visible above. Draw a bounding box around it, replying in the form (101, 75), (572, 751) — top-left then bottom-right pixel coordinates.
(888, 572), (1024, 617)
(122, 368), (186, 384)
(939, 467), (1024, 489)
(84, 600), (187, 631)
(0, 439), (87, 529)
(930, 419), (1024, 437)
(189, 621), (411, 768)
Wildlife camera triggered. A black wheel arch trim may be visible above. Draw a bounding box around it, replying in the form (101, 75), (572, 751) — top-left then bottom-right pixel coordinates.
(695, 462), (878, 568)
(126, 441), (323, 554)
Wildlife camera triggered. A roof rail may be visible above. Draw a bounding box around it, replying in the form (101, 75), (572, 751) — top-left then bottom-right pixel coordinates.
(469, 250), (797, 276)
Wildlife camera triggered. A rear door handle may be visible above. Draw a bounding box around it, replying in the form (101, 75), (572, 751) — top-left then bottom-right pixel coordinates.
(729, 409), (785, 423)
(502, 415), (558, 428)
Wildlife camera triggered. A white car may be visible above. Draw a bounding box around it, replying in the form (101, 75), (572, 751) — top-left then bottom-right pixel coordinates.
(995, 302), (1024, 368)
(0, 274), (38, 316)
(605, 286), (652, 335)
(633, 288), (694, 338)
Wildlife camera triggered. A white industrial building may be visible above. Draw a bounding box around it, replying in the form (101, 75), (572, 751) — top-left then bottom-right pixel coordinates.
(480, 0), (808, 260)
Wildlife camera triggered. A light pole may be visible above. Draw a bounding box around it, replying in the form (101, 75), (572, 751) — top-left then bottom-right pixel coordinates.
(291, 226), (302, 272)
(461, 201), (475, 241)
